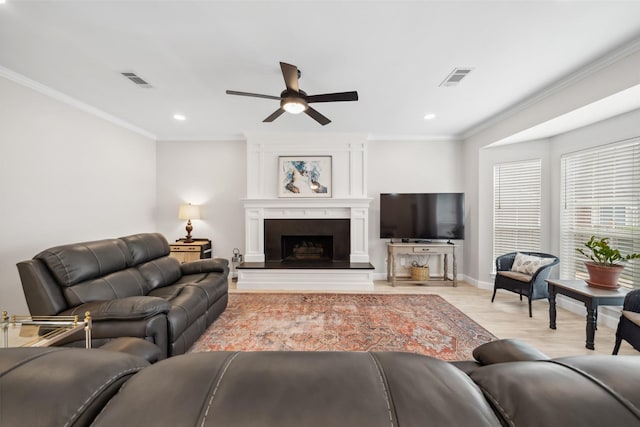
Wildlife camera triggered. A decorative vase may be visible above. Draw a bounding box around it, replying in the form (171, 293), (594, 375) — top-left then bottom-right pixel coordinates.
(584, 262), (624, 289)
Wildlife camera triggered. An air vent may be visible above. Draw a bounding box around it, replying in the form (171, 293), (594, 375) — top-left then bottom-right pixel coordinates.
(439, 67), (474, 87)
(120, 71), (153, 88)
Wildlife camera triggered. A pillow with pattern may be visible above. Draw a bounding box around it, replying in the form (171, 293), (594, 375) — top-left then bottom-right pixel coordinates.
(511, 253), (554, 275)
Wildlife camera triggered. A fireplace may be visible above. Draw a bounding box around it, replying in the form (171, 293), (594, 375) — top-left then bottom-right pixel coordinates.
(264, 219), (350, 263)
(282, 235), (332, 261)
(239, 196), (373, 291)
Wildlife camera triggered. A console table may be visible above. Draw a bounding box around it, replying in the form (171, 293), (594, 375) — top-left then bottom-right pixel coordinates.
(546, 279), (629, 350)
(387, 243), (457, 287)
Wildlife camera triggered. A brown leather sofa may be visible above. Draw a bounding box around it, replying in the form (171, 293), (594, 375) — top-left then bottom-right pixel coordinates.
(16, 233), (229, 359)
(1, 339), (639, 427)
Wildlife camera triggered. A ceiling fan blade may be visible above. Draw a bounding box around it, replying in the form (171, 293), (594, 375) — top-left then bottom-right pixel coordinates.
(305, 106), (331, 126)
(226, 90), (281, 100)
(305, 91), (359, 103)
(263, 108), (285, 122)
(280, 62), (300, 92)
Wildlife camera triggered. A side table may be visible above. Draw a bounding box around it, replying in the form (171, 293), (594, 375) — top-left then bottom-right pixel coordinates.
(546, 279), (628, 350)
(1, 310), (92, 348)
(169, 238), (212, 263)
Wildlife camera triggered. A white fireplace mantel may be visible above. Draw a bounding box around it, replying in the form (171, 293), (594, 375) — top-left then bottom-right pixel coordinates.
(242, 197), (372, 264)
(239, 135), (373, 290)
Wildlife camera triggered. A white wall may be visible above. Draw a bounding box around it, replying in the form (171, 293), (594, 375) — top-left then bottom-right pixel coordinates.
(155, 137), (465, 277)
(0, 75), (156, 314)
(367, 139), (465, 278)
(462, 44), (640, 284)
(155, 140), (246, 262)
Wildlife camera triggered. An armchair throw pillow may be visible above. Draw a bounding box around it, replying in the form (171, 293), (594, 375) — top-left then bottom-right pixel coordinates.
(511, 253), (554, 275)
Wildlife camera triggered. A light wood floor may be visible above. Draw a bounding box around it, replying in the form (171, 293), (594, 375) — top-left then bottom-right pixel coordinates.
(229, 279), (638, 358)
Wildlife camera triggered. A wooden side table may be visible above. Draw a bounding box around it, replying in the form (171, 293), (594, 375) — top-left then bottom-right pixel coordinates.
(169, 239), (212, 263)
(546, 279), (629, 350)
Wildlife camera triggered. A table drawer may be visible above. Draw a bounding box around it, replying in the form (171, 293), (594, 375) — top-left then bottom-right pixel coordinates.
(169, 245), (200, 252)
(413, 247), (435, 253)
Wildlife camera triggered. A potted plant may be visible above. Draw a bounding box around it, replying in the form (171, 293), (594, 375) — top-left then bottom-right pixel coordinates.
(576, 236), (640, 289)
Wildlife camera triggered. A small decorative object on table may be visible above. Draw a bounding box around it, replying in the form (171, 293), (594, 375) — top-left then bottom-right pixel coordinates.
(576, 236), (640, 289)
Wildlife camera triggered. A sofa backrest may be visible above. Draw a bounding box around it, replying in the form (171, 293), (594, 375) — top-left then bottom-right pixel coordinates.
(120, 233), (182, 291)
(120, 233), (171, 266)
(34, 238), (145, 305)
(27, 233), (180, 307)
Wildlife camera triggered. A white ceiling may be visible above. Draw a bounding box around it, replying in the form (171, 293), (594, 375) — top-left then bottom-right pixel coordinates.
(1, 1), (640, 141)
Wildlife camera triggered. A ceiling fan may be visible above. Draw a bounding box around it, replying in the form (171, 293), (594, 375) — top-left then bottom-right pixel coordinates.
(226, 62), (358, 126)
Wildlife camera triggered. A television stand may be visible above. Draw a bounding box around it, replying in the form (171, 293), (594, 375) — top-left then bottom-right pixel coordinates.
(387, 242), (457, 287)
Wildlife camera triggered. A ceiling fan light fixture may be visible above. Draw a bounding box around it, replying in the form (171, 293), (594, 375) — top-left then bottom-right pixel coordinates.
(281, 97), (308, 114)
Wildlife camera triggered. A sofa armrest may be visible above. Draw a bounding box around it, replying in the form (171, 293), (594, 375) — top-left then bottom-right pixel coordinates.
(180, 258), (229, 275)
(61, 296), (171, 321)
(472, 339), (549, 365)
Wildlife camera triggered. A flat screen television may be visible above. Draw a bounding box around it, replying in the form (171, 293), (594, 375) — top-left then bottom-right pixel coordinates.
(380, 193), (465, 241)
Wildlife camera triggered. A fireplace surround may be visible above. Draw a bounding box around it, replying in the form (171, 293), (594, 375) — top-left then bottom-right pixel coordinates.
(239, 134), (373, 290)
(238, 198), (374, 290)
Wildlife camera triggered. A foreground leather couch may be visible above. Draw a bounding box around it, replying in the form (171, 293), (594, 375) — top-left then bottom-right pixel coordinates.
(1, 339), (639, 427)
(16, 233), (229, 358)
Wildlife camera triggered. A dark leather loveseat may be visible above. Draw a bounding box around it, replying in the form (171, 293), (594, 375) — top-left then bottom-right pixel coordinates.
(16, 233), (229, 358)
(1, 339), (639, 427)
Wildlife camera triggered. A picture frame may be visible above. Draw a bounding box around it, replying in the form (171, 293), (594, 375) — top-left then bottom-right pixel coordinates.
(278, 156), (332, 198)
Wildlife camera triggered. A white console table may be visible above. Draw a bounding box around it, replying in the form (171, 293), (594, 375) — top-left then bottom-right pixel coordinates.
(387, 243), (457, 287)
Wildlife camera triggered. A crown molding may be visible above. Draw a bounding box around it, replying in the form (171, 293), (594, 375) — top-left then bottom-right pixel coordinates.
(461, 36), (640, 141)
(366, 133), (460, 143)
(0, 65), (156, 140)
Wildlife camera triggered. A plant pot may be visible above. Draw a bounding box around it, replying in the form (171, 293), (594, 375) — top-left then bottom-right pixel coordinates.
(584, 261), (624, 289)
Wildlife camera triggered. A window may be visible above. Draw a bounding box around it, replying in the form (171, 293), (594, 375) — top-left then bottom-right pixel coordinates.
(560, 137), (640, 288)
(493, 159), (542, 264)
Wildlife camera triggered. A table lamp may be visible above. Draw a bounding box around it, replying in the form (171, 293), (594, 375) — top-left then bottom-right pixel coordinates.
(178, 204), (201, 243)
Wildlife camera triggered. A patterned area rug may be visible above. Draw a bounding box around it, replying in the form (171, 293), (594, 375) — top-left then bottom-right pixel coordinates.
(190, 293), (497, 361)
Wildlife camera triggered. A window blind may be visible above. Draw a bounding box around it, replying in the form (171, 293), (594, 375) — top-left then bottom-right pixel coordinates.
(560, 137), (640, 288)
(493, 159), (542, 264)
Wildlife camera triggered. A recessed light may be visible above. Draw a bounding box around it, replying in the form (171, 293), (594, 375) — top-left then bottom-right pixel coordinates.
(0, 1), (7, 4)
(173, 114), (186, 121)
(423, 113), (436, 120)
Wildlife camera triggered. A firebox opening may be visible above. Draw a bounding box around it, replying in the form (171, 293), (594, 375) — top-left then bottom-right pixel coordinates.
(264, 218), (350, 263)
(282, 235), (333, 262)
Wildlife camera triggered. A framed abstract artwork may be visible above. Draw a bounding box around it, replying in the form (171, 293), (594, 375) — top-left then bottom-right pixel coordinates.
(278, 156), (332, 198)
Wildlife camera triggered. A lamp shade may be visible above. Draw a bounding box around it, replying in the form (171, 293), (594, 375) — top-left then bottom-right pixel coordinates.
(178, 204), (201, 220)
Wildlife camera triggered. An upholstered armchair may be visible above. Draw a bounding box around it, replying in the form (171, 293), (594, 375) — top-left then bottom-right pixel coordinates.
(613, 289), (640, 354)
(491, 251), (560, 317)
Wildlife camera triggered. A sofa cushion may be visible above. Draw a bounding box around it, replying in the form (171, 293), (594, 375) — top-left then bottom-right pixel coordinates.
(121, 233), (171, 266)
(35, 238), (131, 286)
(62, 268), (150, 305)
(470, 359), (640, 427)
(472, 339), (549, 365)
(150, 285), (208, 341)
(136, 256), (182, 291)
(91, 351), (502, 427)
(0, 347), (148, 427)
(175, 272), (228, 305)
(61, 296), (171, 320)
